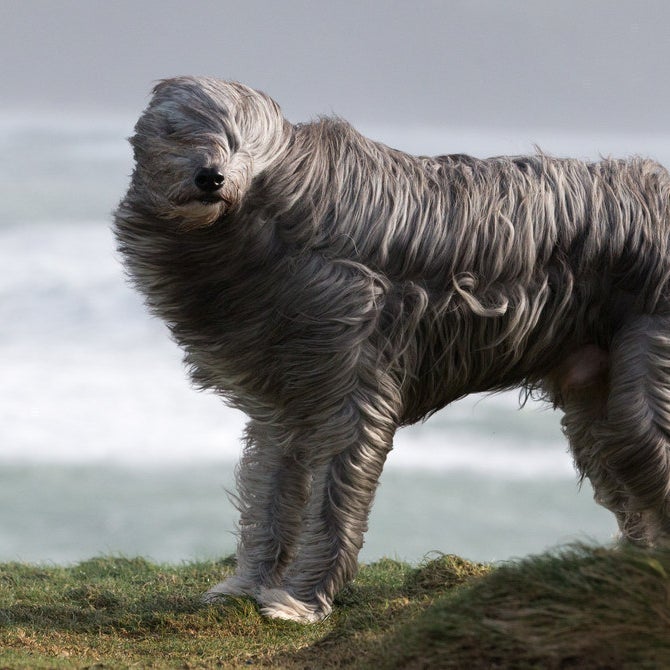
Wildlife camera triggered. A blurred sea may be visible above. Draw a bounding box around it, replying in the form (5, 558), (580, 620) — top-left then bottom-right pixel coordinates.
(4, 112), (670, 566)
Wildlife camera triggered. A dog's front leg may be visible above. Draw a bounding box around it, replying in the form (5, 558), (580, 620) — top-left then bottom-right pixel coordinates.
(258, 373), (400, 623)
(203, 419), (312, 603)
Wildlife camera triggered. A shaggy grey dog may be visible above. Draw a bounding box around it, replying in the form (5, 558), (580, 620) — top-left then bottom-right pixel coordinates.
(114, 76), (670, 623)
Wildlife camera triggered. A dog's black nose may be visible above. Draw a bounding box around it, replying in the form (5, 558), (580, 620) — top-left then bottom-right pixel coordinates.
(194, 167), (225, 192)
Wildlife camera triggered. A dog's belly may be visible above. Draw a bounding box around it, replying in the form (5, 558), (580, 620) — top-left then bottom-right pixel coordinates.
(396, 291), (615, 424)
(548, 345), (609, 395)
(400, 342), (609, 424)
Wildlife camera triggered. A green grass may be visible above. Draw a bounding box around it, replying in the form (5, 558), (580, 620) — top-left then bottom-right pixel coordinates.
(0, 545), (668, 668)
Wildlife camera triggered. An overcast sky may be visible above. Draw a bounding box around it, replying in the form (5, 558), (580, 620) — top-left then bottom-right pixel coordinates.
(2, 0), (670, 131)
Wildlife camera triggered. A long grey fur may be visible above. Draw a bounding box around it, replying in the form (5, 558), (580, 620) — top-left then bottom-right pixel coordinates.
(114, 76), (670, 622)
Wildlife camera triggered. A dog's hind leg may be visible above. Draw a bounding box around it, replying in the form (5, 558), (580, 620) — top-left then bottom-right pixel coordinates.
(597, 315), (670, 543)
(556, 355), (649, 543)
(559, 317), (670, 546)
(258, 370), (401, 623)
(203, 419), (312, 603)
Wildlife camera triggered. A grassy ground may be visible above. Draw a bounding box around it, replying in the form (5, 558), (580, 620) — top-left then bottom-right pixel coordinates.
(0, 545), (668, 669)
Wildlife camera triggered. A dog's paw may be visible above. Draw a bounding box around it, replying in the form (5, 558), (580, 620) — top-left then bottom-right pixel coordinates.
(258, 587), (332, 624)
(201, 575), (257, 604)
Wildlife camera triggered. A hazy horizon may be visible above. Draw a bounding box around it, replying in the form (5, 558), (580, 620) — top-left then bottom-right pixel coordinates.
(3, 1), (670, 132)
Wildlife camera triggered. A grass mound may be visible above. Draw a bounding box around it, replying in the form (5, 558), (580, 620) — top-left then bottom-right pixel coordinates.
(381, 544), (670, 669)
(0, 545), (667, 668)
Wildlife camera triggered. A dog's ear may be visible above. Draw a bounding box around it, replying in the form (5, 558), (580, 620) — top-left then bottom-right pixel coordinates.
(229, 82), (282, 118)
(150, 76), (200, 103)
(229, 83), (290, 176)
(151, 78), (173, 96)
(231, 84), (282, 131)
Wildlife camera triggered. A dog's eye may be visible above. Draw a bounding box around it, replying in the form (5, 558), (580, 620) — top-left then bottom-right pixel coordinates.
(163, 120), (177, 136)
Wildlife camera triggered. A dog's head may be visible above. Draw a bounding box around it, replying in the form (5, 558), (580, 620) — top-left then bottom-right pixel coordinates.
(127, 76), (289, 228)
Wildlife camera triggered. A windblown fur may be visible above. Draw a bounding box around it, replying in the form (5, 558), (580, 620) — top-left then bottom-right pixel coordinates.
(114, 76), (670, 622)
